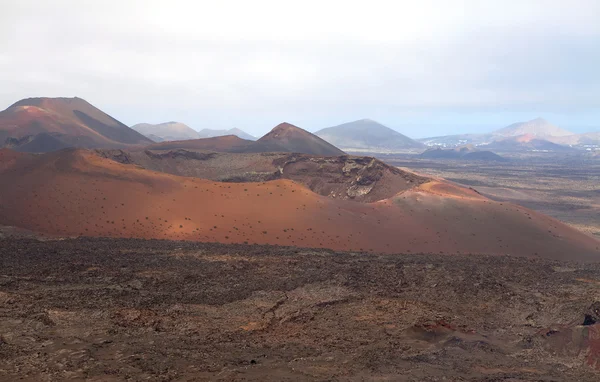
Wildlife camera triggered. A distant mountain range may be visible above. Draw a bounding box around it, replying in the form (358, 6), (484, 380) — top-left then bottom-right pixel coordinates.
(315, 119), (424, 153)
(132, 122), (256, 142)
(0, 97), (344, 156)
(148, 123), (346, 156)
(1, 98), (598, 156)
(0, 97), (151, 152)
(418, 118), (600, 152)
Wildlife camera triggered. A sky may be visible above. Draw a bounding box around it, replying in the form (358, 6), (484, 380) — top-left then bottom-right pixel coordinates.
(1, 0), (599, 138)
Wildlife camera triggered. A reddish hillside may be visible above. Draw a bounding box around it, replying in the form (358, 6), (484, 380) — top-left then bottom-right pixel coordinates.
(0, 149), (598, 260)
(257, 122), (346, 156)
(0, 97), (151, 151)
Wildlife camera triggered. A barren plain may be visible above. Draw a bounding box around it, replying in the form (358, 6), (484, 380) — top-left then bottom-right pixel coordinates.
(2, 238), (600, 381)
(383, 155), (600, 239)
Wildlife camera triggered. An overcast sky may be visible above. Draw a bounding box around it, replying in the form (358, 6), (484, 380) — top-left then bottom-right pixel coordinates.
(1, 0), (599, 138)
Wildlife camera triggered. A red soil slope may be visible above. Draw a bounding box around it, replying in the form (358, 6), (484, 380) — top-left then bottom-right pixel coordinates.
(0, 97), (151, 150)
(0, 149), (598, 261)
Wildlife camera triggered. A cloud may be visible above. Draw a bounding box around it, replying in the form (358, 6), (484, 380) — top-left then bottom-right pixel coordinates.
(1, 0), (599, 135)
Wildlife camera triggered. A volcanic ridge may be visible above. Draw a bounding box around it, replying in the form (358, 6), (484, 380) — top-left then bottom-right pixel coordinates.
(1, 147), (598, 261)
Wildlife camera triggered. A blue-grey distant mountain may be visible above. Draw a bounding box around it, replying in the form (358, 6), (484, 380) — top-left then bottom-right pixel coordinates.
(315, 119), (424, 152)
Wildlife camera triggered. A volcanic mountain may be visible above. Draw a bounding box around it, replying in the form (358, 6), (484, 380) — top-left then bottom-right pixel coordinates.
(257, 122), (346, 156)
(418, 118), (575, 150)
(481, 134), (575, 152)
(420, 146), (507, 161)
(1, 148), (598, 260)
(315, 119), (424, 152)
(0, 97), (151, 152)
(131, 122), (201, 142)
(493, 118), (573, 138)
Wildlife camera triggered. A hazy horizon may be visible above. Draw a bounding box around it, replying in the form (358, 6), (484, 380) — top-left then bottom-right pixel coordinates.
(2, 0), (599, 138)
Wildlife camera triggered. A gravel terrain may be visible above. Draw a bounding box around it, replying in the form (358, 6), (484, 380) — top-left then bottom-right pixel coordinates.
(1, 238), (600, 381)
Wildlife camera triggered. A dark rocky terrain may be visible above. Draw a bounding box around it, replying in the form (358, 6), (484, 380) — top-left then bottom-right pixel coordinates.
(1, 237), (600, 381)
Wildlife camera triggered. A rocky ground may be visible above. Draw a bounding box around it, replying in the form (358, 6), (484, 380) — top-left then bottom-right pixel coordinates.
(1, 237), (600, 381)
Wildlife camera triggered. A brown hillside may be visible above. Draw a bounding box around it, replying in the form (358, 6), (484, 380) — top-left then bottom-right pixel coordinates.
(97, 149), (429, 202)
(145, 135), (255, 152)
(257, 122), (346, 156)
(0, 97), (151, 151)
(1, 149), (598, 260)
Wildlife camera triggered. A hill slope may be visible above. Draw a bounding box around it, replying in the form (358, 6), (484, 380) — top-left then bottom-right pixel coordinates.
(315, 119), (424, 152)
(0, 148), (598, 260)
(0, 97), (151, 151)
(96, 149), (429, 203)
(257, 122), (345, 156)
(131, 122), (201, 142)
